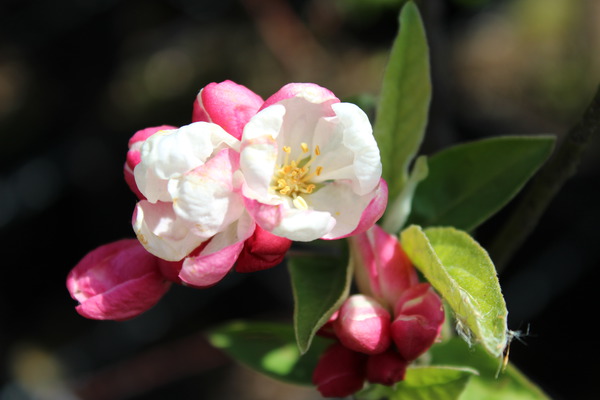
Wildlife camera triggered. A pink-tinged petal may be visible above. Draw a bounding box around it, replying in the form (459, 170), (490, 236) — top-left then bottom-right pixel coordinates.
(179, 213), (255, 287)
(235, 225), (291, 273)
(350, 222), (419, 309)
(124, 125), (176, 199)
(312, 343), (367, 398)
(366, 349), (408, 385)
(243, 197), (284, 231)
(334, 295), (392, 355)
(66, 239), (170, 321)
(128, 125), (176, 148)
(260, 82), (339, 111)
(193, 80), (264, 140)
(340, 179), (388, 239)
(391, 283), (445, 362)
(312, 179), (387, 241)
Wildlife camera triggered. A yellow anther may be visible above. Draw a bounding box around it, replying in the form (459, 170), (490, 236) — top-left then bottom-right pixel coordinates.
(293, 195), (309, 210)
(271, 143), (325, 207)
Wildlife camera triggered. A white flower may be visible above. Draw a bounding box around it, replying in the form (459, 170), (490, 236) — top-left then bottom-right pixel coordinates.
(239, 83), (386, 242)
(132, 122), (250, 262)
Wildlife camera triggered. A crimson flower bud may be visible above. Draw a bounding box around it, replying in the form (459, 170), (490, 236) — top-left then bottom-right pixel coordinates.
(391, 283), (445, 361)
(334, 294), (392, 355)
(366, 349), (408, 385)
(312, 343), (367, 398)
(235, 225), (291, 272)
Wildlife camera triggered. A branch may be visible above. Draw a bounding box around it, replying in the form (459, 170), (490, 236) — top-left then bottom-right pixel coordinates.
(488, 85), (600, 272)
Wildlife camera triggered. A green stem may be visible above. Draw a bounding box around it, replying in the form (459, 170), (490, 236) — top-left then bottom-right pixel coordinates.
(488, 85), (600, 272)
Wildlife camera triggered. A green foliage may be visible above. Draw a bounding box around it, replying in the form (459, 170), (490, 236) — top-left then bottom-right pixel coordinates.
(359, 366), (477, 400)
(429, 338), (550, 399)
(374, 0), (431, 205)
(288, 246), (353, 354)
(400, 225), (508, 357)
(407, 136), (556, 231)
(207, 321), (333, 385)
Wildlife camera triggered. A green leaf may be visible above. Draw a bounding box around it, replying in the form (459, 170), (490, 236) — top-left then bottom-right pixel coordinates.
(407, 135), (556, 231)
(382, 155), (428, 234)
(429, 338), (550, 399)
(400, 225), (508, 357)
(374, 0), (431, 204)
(207, 321), (332, 385)
(288, 246), (353, 354)
(358, 366), (476, 400)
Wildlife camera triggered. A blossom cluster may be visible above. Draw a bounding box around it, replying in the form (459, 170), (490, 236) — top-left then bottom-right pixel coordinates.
(67, 81), (387, 320)
(312, 225), (445, 397)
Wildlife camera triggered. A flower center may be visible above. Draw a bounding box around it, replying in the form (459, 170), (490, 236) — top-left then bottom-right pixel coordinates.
(271, 142), (323, 210)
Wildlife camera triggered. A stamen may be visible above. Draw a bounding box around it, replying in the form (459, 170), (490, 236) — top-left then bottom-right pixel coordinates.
(293, 195), (309, 210)
(271, 143), (325, 209)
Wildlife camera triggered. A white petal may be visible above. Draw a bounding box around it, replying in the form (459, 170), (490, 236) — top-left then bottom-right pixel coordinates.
(169, 149), (244, 238)
(135, 122), (239, 202)
(270, 205), (335, 241)
(308, 180), (375, 239)
(132, 200), (205, 261)
(240, 105), (284, 201)
(332, 102), (381, 195)
(274, 97), (328, 158)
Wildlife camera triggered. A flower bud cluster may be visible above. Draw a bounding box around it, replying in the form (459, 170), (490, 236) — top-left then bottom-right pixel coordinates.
(67, 81), (386, 321)
(312, 225), (445, 397)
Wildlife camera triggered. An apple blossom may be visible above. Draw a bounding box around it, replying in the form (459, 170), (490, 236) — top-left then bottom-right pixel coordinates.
(239, 83), (387, 242)
(131, 121), (259, 287)
(66, 239), (171, 321)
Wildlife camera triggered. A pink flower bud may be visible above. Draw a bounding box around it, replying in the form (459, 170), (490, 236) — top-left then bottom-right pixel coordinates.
(334, 295), (392, 355)
(66, 239), (171, 321)
(366, 349), (408, 385)
(124, 125), (176, 199)
(192, 80), (264, 140)
(235, 225), (291, 273)
(312, 343), (367, 398)
(351, 224), (419, 309)
(391, 283), (445, 361)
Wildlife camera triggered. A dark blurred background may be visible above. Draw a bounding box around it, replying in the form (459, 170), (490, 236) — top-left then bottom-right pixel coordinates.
(1, 0), (598, 399)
